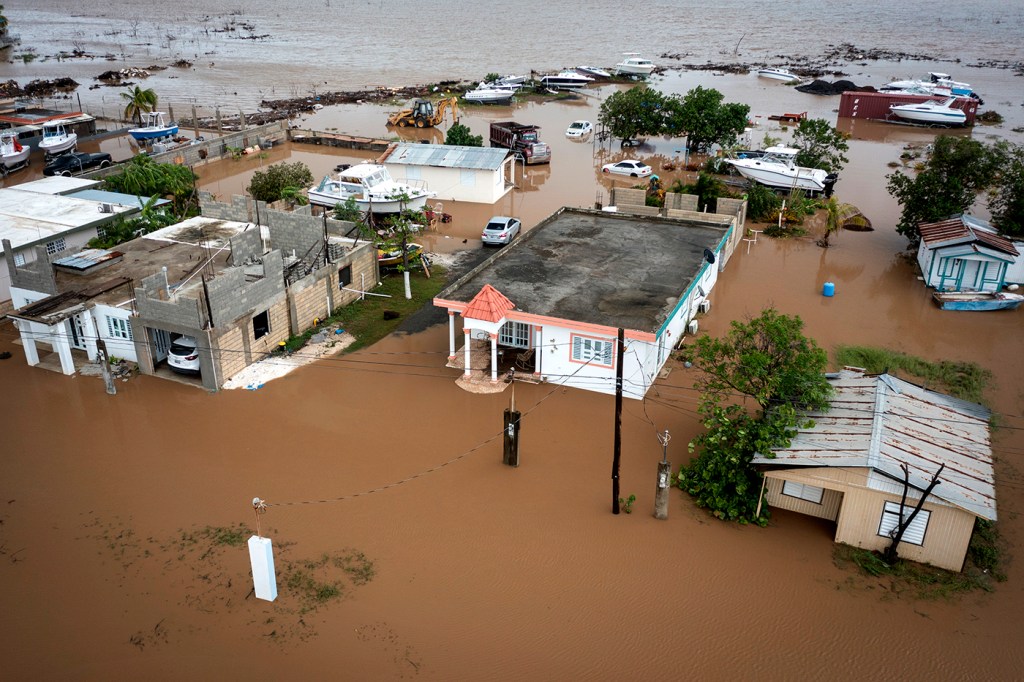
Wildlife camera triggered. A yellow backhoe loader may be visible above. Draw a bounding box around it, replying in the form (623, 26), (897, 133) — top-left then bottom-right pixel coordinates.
(386, 96), (459, 128)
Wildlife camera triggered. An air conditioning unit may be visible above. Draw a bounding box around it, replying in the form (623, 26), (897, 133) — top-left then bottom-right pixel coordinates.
(687, 319), (699, 335)
(97, 203), (115, 214)
(698, 300), (711, 314)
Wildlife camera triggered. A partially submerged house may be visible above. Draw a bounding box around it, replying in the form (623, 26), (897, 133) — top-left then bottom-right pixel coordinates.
(382, 142), (515, 204)
(753, 368), (996, 572)
(433, 204), (744, 398)
(5, 193), (378, 390)
(917, 214), (1021, 292)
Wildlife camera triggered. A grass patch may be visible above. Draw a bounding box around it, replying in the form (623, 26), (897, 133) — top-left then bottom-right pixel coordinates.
(333, 549), (376, 585)
(834, 345), (991, 404)
(279, 266), (448, 355)
(833, 518), (1005, 598)
(280, 549), (376, 613)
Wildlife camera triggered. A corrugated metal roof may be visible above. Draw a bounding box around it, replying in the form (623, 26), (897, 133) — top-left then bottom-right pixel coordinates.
(386, 142), (509, 171)
(753, 369), (996, 520)
(918, 215), (1019, 257)
(53, 248), (123, 271)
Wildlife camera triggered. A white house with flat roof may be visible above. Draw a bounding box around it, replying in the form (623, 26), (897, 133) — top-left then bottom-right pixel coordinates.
(381, 142), (515, 204)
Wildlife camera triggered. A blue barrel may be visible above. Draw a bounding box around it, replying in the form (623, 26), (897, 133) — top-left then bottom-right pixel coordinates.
(823, 282), (835, 297)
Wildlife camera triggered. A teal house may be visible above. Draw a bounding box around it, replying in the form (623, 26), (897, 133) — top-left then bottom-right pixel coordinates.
(916, 215), (1020, 293)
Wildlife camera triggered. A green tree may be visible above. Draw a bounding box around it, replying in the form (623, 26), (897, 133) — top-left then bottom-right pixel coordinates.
(597, 86), (667, 144)
(816, 196), (855, 248)
(332, 196), (363, 222)
(102, 154), (197, 217)
(121, 85), (158, 125)
(887, 135), (999, 245)
(87, 195), (177, 248)
(677, 309), (832, 524)
(791, 118), (849, 173)
(664, 86), (750, 153)
(445, 122), (483, 147)
(279, 185), (309, 207)
(744, 182), (784, 222)
(247, 161), (314, 203)
(988, 142), (1024, 238)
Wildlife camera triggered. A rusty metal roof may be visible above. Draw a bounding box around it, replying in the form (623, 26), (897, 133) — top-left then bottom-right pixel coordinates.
(753, 369), (996, 520)
(918, 215), (1019, 257)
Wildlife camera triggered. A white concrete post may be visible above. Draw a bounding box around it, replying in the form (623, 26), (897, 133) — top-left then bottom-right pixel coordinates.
(463, 329), (472, 376)
(53, 329), (75, 375)
(22, 332), (40, 366)
(448, 311), (457, 360)
(490, 333), (498, 382)
(82, 312), (99, 362)
(534, 326), (543, 377)
(247, 535), (278, 602)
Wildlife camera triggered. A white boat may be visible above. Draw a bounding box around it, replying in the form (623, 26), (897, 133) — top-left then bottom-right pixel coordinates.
(128, 112), (179, 141)
(539, 71), (594, 90)
(576, 65), (611, 78)
(889, 97), (967, 126)
(881, 72), (979, 100)
(464, 84), (516, 104)
(308, 163), (435, 213)
(494, 75), (526, 86)
(614, 53), (655, 76)
(757, 68), (801, 83)
(725, 147), (838, 194)
(38, 122), (77, 157)
(0, 132), (30, 173)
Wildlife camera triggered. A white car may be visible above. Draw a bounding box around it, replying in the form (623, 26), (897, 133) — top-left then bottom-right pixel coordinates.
(481, 216), (522, 246)
(601, 159), (652, 177)
(566, 120), (593, 138)
(167, 335), (201, 374)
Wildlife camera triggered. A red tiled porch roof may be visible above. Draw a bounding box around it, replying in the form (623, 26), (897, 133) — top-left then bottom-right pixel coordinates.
(463, 284), (515, 322)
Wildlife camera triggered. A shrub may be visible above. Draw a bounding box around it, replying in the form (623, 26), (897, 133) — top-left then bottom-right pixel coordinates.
(247, 161), (314, 203)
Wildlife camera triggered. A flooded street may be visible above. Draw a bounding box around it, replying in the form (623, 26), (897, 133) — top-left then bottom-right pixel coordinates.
(3, 1), (1024, 677)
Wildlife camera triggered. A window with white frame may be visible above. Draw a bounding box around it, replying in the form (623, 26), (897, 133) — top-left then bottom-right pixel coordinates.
(782, 480), (824, 504)
(13, 252), (26, 266)
(571, 334), (614, 368)
(45, 237), (67, 255)
(877, 501), (931, 546)
(107, 316), (134, 341)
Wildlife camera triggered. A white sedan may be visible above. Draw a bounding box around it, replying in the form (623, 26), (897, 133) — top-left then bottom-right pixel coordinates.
(601, 159), (652, 177)
(566, 120), (593, 138)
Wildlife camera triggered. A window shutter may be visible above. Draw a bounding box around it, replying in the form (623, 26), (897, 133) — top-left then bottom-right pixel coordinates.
(602, 340), (613, 366)
(572, 336), (582, 359)
(878, 502), (930, 546)
(107, 316), (115, 337)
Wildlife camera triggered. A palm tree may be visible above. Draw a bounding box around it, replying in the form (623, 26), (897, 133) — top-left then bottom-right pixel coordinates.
(817, 196), (850, 248)
(121, 86), (158, 125)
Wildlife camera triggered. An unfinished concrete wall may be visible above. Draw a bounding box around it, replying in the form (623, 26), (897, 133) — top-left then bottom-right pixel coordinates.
(200, 194), (262, 223)
(717, 197), (746, 229)
(268, 209), (325, 261)
(212, 296), (290, 382)
(286, 241), (378, 334)
(4, 242), (58, 297)
(611, 187), (647, 207)
(134, 283), (208, 330)
(228, 228), (263, 265)
(204, 250), (285, 327)
(665, 193), (699, 212)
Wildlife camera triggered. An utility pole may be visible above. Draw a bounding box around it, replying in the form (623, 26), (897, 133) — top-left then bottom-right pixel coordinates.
(654, 430), (671, 520)
(95, 339), (116, 395)
(503, 369), (520, 466)
(612, 328), (624, 514)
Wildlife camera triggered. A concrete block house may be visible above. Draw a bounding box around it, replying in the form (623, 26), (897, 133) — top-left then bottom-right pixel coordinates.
(433, 204), (744, 398)
(5, 193), (377, 391)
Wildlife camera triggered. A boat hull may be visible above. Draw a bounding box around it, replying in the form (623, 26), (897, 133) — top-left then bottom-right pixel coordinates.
(932, 292), (1024, 311)
(614, 64), (654, 76)
(308, 190), (432, 214)
(725, 159), (836, 193)
(758, 69), (800, 83)
(889, 106), (966, 126)
(465, 90), (515, 104)
(39, 134), (77, 156)
(539, 77), (593, 90)
(129, 125), (180, 140)
(2, 146), (30, 168)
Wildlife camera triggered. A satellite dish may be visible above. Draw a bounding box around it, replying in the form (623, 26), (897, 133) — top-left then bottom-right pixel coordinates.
(703, 248), (716, 264)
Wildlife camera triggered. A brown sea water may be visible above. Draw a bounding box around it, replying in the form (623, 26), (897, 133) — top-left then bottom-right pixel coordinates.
(2, 2), (1024, 679)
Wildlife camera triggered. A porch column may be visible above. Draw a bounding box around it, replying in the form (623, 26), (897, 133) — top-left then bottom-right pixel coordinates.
(534, 325), (543, 377)
(20, 324), (40, 367)
(463, 329), (472, 376)
(490, 332), (498, 382)
(52, 328), (75, 375)
(82, 312), (99, 362)
(448, 311), (457, 361)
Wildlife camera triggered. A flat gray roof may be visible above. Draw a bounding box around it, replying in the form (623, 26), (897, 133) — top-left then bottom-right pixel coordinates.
(439, 208), (728, 334)
(0, 188), (136, 253)
(14, 176), (102, 196)
(385, 142), (509, 171)
(68, 189), (172, 211)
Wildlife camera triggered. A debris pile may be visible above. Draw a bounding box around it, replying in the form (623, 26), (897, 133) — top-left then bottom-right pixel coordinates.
(795, 79), (875, 96)
(96, 67), (152, 83)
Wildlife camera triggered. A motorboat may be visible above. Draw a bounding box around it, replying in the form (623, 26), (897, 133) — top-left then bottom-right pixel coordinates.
(307, 163), (435, 213)
(889, 97), (967, 126)
(464, 83), (516, 104)
(725, 147), (838, 194)
(0, 132), (30, 174)
(539, 71), (594, 90)
(614, 53), (655, 76)
(880, 72), (981, 101)
(576, 65), (611, 78)
(757, 68), (801, 83)
(128, 112), (179, 141)
(933, 291), (1024, 311)
(38, 122), (77, 157)
(494, 75), (526, 86)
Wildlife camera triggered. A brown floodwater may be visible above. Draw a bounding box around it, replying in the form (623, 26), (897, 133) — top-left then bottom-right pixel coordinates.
(3, 15), (1024, 676)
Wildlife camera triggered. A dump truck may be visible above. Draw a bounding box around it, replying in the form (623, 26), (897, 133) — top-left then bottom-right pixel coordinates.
(489, 121), (551, 165)
(386, 96), (459, 128)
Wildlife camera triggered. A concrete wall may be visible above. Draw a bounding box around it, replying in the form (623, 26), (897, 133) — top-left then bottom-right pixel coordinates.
(286, 241), (378, 332)
(665, 193), (698, 212)
(228, 227), (263, 266)
(211, 295), (290, 383)
(204, 251), (285, 327)
(4, 242), (58, 300)
(267, 209), (325, 262)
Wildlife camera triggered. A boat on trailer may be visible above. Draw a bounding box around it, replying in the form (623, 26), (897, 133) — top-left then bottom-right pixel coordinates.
(932, 291), (1024, 311)
(38, 122), (77, 157)
(308, 163), (435, 214)
(128, 112), (179, 141)
(0, 132), (30, 174)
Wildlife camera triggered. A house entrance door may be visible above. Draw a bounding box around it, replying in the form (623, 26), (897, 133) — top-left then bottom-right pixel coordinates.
(151, 328), (171, 363)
